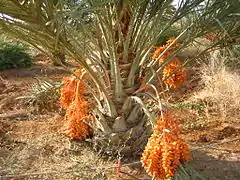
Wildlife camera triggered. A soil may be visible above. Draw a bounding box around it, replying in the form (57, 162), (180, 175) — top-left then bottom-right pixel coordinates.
(0, 56), (239, 180)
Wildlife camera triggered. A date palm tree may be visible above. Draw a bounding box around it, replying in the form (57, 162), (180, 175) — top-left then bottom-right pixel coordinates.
(0, 0), (239, 156)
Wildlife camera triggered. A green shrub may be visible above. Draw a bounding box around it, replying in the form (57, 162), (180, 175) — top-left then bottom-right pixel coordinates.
(0, 43), (33, 71)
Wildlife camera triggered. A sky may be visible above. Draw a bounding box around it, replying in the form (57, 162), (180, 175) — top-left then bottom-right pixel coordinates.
(172, 0), (181, 7)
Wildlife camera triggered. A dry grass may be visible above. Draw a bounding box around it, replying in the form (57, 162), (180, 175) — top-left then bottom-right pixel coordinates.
(0, 115), (118, 180)
(0, 114), (148, 180)
(194, 51), (240, 120)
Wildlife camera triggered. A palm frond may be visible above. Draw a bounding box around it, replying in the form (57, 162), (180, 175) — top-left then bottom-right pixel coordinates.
(18, 77), (62, 113)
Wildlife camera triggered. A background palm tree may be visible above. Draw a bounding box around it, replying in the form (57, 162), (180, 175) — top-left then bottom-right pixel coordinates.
(0, 0), (239, 156)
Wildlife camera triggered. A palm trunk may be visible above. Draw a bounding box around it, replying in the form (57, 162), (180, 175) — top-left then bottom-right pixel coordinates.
(92, 99), (152, 156)
(91, 4), (152, 156)
(92, 57), (151, 156)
